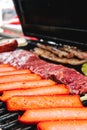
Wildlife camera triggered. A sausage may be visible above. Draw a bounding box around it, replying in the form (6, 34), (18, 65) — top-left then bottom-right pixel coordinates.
(0, 66), (16, 72)
(0, 69), (31, 76)
(18, 107), (87, 124)
(0, 64), (11, 67)
(37, 120), (87, 130)
(6, 95), (83, 111)
(0, 84), (69, 101)
(0, 39), (18, 53)
(0, 73), (41, 83)
(0, 79), (56, 92)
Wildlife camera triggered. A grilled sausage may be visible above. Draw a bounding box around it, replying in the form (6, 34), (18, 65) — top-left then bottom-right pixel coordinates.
(6, 95), (83, 111)
(0, 39), (18, 53)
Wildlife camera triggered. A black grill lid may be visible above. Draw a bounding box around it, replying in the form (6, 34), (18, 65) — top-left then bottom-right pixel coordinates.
(13, 0), (87, 43)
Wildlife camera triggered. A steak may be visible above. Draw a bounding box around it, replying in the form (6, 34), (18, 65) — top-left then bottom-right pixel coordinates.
(0, 49), (39, 68)
(0, 49), (87, 94)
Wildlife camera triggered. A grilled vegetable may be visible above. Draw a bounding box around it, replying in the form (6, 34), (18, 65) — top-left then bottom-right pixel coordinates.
(81, 63), (87, 76)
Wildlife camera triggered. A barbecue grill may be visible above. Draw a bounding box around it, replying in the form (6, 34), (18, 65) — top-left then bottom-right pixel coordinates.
(0, 0), (87, 129)
(0, 101), (37, 129)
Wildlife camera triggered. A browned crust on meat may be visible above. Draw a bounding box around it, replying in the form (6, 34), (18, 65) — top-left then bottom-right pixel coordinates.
(34, 47), (87, 65)
(0, 40), (18, 53)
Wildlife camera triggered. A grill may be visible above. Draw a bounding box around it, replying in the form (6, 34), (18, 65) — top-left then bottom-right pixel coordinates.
(0, 33), (37, 130)
(0, 0), (87, 129)
(0, 34), (87, 129)
(0, 101), (37, 130)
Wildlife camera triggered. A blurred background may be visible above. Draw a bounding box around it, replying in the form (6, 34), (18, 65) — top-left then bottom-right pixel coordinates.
(0, 0), (22, 36)
(0, 0), (16, 25)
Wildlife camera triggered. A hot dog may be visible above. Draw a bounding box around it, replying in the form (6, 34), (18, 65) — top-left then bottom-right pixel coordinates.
(0, 69), (31, 76)
(18, 107), (87, 124)
(0, 79), (56, 92)
(0, 84), (69, 101)
(0, 66), (16, 72)
(37, 120), (87, 130)
(0, 73), (41, 83)
(0, 64), (11, 67)
(6, 95), (83, 111)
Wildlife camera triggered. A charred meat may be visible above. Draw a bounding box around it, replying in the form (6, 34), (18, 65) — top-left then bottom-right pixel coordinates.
(34, 43), (87, 65)
(34, 47), (87, 65)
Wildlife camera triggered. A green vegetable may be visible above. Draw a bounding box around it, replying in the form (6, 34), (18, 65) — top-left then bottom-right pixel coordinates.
(81, 63), (87, 76)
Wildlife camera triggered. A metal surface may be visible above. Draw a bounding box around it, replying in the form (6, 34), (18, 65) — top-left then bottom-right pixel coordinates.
(0, 32), (87, 129)
(0, 101), (37, 130)
(13, 0), (87, 43)
(0, 0), (87, 129)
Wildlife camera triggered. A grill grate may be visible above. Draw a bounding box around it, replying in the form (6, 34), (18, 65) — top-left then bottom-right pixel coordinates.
(0, 33), (34, 129)
(0, 32), (37, 129)
(0, 33), (87, 129)
(0, 101), (37, 130)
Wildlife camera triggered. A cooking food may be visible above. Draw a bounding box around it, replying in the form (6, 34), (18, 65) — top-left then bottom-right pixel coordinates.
(6, 95), (83, 111)
(0, 62), (86, 130)
(0, 65), (16, 72)
(0, 69), (31, 76)
(34, 43), (87, 65)
(0, 73), (41, 83)
(0, 0), (87, 129)
(37, 43), (87, 60)
(0, 39), (18, 53)
(37, 120), (87, 130)
(18, 107), (87, 124)
(37, 43), (74, 58)
(63, 45), (87, 59)
(0, 84), (69, 101)
(0, 63), (11, 67)
(81, 62), (87, 76)
(0, 65), (86, 130)
(0, 49), (87, 94)
(0, 79), (56, 92)
(34, 47), (87, 65)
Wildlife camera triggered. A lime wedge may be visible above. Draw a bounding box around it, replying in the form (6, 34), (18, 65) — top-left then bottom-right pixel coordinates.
(81, 63), (87, 76)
